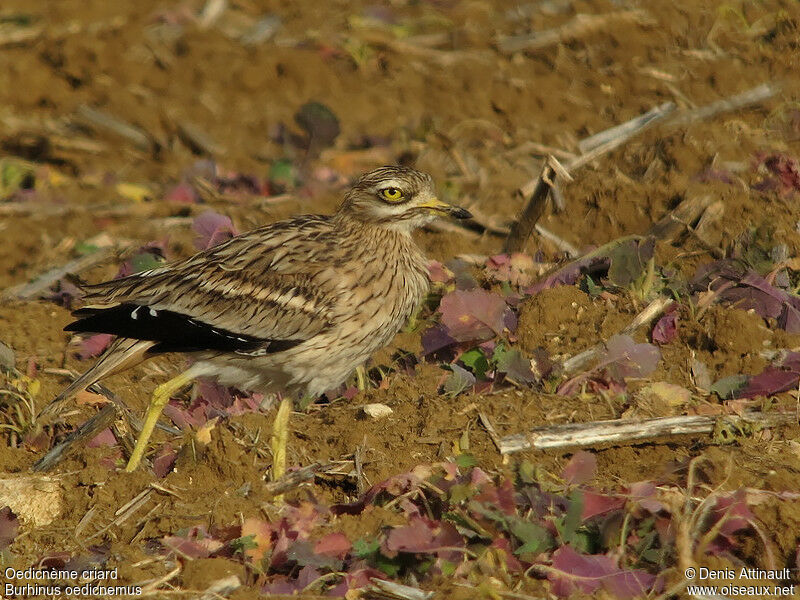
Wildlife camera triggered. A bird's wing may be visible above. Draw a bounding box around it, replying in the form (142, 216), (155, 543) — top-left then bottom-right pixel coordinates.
(68, 216), (340, 354)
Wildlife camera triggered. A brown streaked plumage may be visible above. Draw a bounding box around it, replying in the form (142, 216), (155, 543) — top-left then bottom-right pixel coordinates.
(39, 166), (471, 471)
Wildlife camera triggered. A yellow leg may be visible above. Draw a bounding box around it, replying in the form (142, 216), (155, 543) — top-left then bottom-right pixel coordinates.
(355, 365), (368, 392)
(125, 370), (196, 472)
(270, 395), (292, 501)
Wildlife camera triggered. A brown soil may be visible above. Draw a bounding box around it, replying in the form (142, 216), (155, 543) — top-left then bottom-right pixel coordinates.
(1, 0), (800, 598)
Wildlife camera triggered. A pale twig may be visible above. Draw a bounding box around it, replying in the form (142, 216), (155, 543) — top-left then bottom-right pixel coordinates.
(75, 105), (155, 153)
(505, 141), (578, 162)
(0, 25), (44, 47)
(497, 10), (654, 54)
(3, 246), (114, 300)
(534, 224), (579, 257)
(497, 411), (795, 454)
(478, 412), (503, 453)
(578, 102), (676, 153)
(562, 295), (674, 375)
(356, 30), (485, 68)
(503, 159), (555, 253)
(666, 83), (779, 129)
(175, 120), (225, 156)
(505, 101), (674, 252)
(366, 578), (433, 600)
(32, 404), (117, 472)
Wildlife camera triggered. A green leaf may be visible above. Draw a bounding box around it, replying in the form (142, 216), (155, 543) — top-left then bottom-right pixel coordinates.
(495, 347), (536, 384)
(460, 348), (489, 379)
(231, 534), (258, 554)
(710, 375), (749, 399)
(130, 251), (164, 273)
(353, 537), (380, 558)
(74, 242), (99, 256)
(455, 453), (477, 469)
(582, 274), (604, 297)
(556, 491), (583, 544)
(509, 517), (553, 555)
(440, 560), (457, 576)
(376, 554), (402, 577)
(518, 460), (536, 484)
(268, 159), (297, 190)
(448, 483), (476, 504)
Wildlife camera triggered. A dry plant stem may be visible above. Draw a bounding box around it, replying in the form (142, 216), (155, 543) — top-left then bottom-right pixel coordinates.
(497, 410), (794, 454)
(505, 102), (674, 253)
(646, 195), (714, 243)
(355, 30), (481, 68)
(478, 412), (503, 452)
(562, 295), (674, 375)
(366, 578), (433, 600)
(263, 462), (339, 496)
(75, 104), (155, 153)
(666, 83), (779, 129)
(175, 120), (225, 156)
(534, 224), (580, 257)
(497, 10), (653, 54)
(503, 161), (555, 253)
(3, 246), (114, 300)
(32, 403), (117, 472)
(578, 102), (676, 153)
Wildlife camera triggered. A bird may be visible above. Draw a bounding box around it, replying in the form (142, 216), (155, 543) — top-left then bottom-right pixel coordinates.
(39, 166), (472, 472)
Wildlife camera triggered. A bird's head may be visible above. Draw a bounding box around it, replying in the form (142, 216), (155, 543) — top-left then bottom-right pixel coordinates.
(337, 166), (472, 232)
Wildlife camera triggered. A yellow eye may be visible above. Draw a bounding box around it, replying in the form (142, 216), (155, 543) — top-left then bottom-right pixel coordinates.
(380, 187), (404, 202)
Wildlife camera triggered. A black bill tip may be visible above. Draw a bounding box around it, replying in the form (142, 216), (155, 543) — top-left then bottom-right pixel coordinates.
(450, 207), (472, 219)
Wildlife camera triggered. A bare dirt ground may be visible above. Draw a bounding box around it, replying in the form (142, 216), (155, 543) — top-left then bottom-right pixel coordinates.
(1, 0), (800, 598)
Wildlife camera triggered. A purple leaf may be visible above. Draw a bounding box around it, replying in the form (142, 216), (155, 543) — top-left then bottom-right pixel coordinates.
(705, 490), (755, 555)
(384, 516), (462, 557)
(162, 526), (223, 559)
(153, 443), (178, 478)
(652, 312), (678, 344)
(428, 260), (453, 284)
(754, 152), (800, 196)
(78, 334), (113, 360)
(692, 264), (800, 333)
(548, 545), (659, 598)
(193, 211), (238, 250)
(86, 428), (116, 448)
(734, 351), (800, 398)
(524, 236), (652, 295)
(164, 182), (198, 204)
(421, 324), (457, 355)
(314, 532), (351, 558)
(581, 491), (626, 519)
(562, 451), (597, 485)
(603, 335), (661, 379)
(438, 289), (510, 342)
(485, 253), (536, 287)
(0, 506), (20, 550)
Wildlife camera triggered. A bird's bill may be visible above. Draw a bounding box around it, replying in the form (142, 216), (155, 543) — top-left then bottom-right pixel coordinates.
(417, 197), (473, 219)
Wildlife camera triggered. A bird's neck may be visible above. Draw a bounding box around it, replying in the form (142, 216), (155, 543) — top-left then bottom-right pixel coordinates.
(332, 212), (415, 239)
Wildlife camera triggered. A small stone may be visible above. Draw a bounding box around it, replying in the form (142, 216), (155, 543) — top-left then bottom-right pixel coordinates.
(361, 403), (393, 419)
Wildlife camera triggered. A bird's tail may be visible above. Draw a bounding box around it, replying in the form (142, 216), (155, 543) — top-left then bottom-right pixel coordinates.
(38, 338), (155, 420)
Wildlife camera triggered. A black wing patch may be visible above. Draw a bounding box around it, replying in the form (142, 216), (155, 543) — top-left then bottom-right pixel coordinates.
(66, 304), (302, 354)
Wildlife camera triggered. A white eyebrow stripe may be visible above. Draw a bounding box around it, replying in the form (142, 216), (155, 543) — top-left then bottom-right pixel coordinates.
(376, 179), (405, 190)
